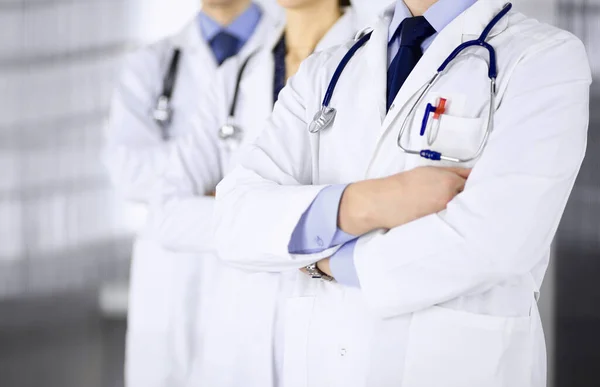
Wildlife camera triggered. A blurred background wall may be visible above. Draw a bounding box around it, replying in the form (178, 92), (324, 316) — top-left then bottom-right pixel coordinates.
(0, 1), (598, 387)
(0, 0), (200, 299)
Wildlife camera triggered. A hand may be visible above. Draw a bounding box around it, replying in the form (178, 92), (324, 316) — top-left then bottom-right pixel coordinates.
(338, 167), (471, 235)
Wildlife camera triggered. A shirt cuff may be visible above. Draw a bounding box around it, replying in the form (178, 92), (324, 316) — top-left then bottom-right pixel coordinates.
(329, 239), (360, 288)
(288, 184), (356, 254)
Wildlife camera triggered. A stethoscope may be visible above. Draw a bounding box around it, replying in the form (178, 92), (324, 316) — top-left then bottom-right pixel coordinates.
(153, 48), (181, 139)
(217, 52), (257, 149)
(309, 3), (513, 164)
(151, 47), (257, 146)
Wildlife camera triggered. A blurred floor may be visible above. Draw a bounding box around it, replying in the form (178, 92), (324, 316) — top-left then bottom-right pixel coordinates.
(0, 292), (125, 387)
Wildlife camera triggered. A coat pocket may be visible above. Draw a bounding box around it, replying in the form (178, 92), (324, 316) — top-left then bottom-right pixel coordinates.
(404, 111), (486, 169)
(402, 306), (532, 387)
(281, 296), (316, 387)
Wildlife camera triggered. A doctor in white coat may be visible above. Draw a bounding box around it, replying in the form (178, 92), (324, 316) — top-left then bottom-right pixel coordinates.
(213, 0), (592, 386)
(103, 2), (280, 386)
(147, 1), (359, 386)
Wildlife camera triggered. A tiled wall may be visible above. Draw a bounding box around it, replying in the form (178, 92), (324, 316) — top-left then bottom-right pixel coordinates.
(0, 0), (197, 298)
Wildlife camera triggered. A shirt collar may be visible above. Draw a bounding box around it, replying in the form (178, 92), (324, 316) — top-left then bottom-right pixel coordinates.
(388, 0), (477, 42)
(198, 2), (262, 43)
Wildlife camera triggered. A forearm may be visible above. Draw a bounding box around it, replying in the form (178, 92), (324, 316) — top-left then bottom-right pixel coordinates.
(337, 180), (382, 236)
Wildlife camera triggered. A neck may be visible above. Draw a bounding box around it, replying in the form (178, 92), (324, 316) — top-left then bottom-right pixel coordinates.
(404, 0), (438, 16)
(285, 2), (342, 61)
(202, 0), (252, 25)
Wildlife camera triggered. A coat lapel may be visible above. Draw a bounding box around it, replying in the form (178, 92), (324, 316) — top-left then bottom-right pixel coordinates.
(363, 14), (392, 125)
(173, 17), (218, 72)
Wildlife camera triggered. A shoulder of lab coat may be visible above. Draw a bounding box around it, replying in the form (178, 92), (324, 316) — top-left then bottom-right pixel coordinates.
(353, 21), (592, 318)
(315, 6), (362, 51)
(213, 42), (358, 272)
(102, 21), (205, 203)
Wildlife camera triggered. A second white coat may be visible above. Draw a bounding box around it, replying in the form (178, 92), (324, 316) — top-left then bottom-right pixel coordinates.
(104, 9), (281, 387)
(146, 8), (361, 387)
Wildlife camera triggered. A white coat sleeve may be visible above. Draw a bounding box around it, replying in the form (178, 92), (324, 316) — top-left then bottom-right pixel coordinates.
(103, 48), (177, 203)
(213, 56), (342, 272)
(353, 37), (592, 318)
(145, 112), (223, 253)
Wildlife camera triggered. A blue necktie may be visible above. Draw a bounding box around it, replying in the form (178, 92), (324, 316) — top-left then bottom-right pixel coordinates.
(210, 31), (240, 66)
(387, 17), (436, 111)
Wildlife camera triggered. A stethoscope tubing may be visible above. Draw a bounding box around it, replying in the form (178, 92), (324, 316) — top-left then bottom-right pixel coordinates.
(311, 2), (512, 164)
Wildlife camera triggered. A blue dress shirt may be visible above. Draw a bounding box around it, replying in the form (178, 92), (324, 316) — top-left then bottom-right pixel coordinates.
(288, 0), (477, 287)
(198, 2), (262, 56)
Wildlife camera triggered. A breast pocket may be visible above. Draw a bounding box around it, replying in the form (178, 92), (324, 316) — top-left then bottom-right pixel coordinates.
(402, 108), (487, 170)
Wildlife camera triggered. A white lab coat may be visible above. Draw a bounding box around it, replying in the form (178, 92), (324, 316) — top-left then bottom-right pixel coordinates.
(103, 9), (281, 387)
(146, 9), (360, 387)
(213, 1), (592, 386)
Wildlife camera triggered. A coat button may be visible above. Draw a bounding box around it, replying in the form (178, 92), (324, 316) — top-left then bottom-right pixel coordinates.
(390, 104), (396, 110)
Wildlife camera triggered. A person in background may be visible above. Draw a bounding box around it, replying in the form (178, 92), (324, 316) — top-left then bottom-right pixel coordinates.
(103, 1), (280, 387)
(144, 0), (358, 386)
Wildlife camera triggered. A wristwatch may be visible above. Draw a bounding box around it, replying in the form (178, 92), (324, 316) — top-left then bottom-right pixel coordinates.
(304, 262), (334, 282)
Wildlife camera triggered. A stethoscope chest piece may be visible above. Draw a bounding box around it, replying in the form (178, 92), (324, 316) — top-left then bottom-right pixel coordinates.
(219, 118), (244, 150)
(309, 106), (337, 133)
(153, 96), (173, 126)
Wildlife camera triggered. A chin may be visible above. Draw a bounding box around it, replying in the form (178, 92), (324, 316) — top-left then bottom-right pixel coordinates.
(277, 0), (321, 10)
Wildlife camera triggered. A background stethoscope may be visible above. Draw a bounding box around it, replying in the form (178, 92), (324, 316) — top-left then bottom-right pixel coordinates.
(153, 48), (181, 140)
(309, 3), (513, 164)
(151, 48), (256, 147)
(218, 35), (287, 150)
(217, 52), (257, 150)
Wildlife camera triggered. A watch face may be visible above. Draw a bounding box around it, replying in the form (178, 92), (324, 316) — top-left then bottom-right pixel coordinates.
(304, 263), (334, 281)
